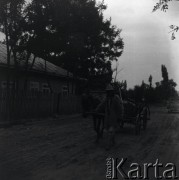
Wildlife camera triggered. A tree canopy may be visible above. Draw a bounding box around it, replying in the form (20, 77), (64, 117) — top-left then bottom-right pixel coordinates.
(0, 0), (124, 89)
(153, 0), (179, 40)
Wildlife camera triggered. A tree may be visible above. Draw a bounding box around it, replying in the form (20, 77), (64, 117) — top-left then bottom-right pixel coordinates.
(0, 0), (124, 93)
(113, 60), (124, 83)
(123, 80), (127, 91)
(153, 0), (172, 12)
(159, 65), (177, 99)
(0, 0), (27, 120)
(24, 0), (124, 87)
(153, 0), (179, 40)
(0, 0), (39, 91)
(161, 64), (168, 82)
(149, 75), (153, 88)
(0, 0), (26, 67)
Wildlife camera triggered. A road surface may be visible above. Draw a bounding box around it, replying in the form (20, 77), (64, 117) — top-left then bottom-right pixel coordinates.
(0, 105), (179, 180)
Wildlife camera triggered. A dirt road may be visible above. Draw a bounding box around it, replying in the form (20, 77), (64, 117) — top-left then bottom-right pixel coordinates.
(0, 105), (179, 180)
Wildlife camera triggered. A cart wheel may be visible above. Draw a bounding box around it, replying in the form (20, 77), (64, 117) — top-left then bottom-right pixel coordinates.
(135, 115), (141, 135)
(120, 121), (124, 129)
(141, 106), (149, 130)
(135, 124), (141, 135)
(142, 115), (147, 130)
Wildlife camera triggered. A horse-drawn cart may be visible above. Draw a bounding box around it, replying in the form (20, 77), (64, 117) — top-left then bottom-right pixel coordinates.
(83, 90), (150, 141)
(121, 100), (150, 135)
(87, 101), (150, 146)
(90, 99), (150, 139)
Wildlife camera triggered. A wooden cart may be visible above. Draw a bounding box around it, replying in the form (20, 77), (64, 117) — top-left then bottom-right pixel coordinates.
(120, 100), (150, 135)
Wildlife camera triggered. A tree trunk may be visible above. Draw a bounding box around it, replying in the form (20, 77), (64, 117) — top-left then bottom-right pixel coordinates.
(4, 13), (11, 123)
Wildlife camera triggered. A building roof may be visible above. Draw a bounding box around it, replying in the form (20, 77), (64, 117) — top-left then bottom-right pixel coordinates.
(0, 43), (73, 78)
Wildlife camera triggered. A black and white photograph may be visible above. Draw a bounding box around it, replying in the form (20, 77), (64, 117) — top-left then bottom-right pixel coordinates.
(0, 0), (179, 179)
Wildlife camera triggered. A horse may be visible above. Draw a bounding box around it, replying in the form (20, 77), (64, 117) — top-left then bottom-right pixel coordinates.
(81, 91), (105, 143)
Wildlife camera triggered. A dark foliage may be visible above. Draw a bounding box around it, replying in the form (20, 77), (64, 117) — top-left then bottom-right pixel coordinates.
(0, 0), (124, 93)
(153, 0), (179, 40)
(122, 65), (178, 103)
(24, 0), (124, 80)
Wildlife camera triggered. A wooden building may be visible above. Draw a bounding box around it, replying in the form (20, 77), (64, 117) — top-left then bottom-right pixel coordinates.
(0, 43), (75, 96)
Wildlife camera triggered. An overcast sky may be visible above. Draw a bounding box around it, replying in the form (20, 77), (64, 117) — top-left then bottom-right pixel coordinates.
(0, 0), (179, 89)
(102, 0), (179, 89)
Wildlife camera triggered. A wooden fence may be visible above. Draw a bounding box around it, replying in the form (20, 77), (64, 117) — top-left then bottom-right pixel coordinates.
(0, 90), (82, 124)
(56, 95), (82, 115)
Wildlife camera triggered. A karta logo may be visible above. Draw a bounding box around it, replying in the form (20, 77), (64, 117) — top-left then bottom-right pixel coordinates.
(106, 158), (178, 179)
